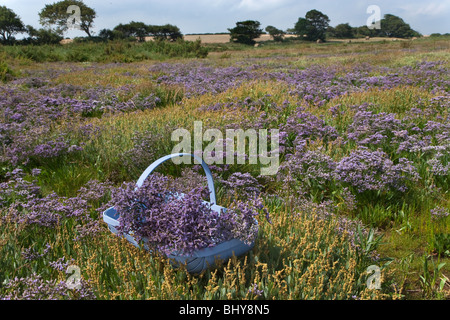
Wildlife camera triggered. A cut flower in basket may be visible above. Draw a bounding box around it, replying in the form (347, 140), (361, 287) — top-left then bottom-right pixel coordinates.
(109, 173), (262, 257)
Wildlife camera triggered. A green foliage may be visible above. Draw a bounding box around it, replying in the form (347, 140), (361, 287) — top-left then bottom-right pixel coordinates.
(0, 38), (208, 63)
(419, 255), (448, 298)
(0, 5), (25, 43)
(228, 20), (263, 45)
(0, 61), (16, 82)
(265, 26), (285, 42)
(293, 10), (330, 42)
(333, 23), (354, 39)
(293, 17), (308, 39)
(305, 10), (330, 41)
(352, 14), (421, 39)
(148, 24), (183, 41)
(380, 14), (421, 38)
(24, 25), (63, 45)
(38, 0), (96, 37)
(113, 21), (148, 41)
(431, 233), (450, 257)
(111, 22), (183, 42)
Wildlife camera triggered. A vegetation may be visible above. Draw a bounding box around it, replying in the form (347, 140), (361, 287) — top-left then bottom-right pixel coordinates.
(343, 14), (421, 39)
(228, 20), (263, 45)
(0, 5), (25, 43)
(24, 25), (64, 45)
(329, 23), (354, 39)
(0, 36), (449, 302)
(106, 22), (183, 42)
(0, 38), (208, 63)
(0, 3), (448, 303)
(265, 25), (285, 42)
(291, 10), (330, 42)
(38, 0), (96, 37)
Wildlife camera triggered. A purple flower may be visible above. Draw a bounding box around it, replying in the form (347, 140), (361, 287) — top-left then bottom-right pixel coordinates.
(431, 207), (449, 221)
(334, 147), (420, 193)
(109, 174), (262, 256)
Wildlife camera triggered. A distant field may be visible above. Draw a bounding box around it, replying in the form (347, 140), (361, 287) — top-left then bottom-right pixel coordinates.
(183, 34), (414, 43)
(59, 33), (416, 45)
(183, 33), (298, 43)
(61, 33), (420, 44)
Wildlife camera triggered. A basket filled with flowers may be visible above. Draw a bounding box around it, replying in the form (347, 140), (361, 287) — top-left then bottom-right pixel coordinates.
(103, 153), (261, 274)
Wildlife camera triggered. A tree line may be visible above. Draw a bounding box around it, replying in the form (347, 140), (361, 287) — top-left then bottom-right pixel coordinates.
(0, 0), (182, 45)
(1, 2), (423, 46)
(230, 10), (422, 45)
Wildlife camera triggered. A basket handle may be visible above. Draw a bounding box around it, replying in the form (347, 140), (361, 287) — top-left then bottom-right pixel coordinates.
(135, 153), (217, 205)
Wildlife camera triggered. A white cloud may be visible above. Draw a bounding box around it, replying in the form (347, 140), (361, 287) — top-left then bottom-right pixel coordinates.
(398, 1), (450, 16)
(235, 0), (292, 11)
(2, 0), (449, 35)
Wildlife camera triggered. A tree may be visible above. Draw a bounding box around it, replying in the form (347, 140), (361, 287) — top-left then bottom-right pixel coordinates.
(326, 26), (336, 38)
(25, 25), (63, 44)
(0, 6), (25, 43)
(98, 28), (116, 41)
(121, 21), (148, 41)
(354, 25), (378, 38)
(228, 20), (263, 45)
(292, 10), (330, 41)
(304, 9), (330, 41)
(334, 23), (354, 38)
(265, 25), (285, 42)
(293, 17), (309, 38)
(148, 24), (183, 41)
(112, 23), (133, 39)
(39, 0), (96, 37)
(380, 14), (420, 38)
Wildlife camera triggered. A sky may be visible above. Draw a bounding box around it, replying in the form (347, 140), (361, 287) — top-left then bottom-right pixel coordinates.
(2, 0), (449, 38)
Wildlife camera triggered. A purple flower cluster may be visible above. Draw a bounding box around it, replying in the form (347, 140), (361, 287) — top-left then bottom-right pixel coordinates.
(152, 62), (257, 98)
(280, 149), (337, 185)
(347, 109), (403, 146)
(0, 169), (112, 241)
(153, 60), (448, 105)
(21, 243), (51, 261)
(248, 283), (263, 297)
(334, 147), (420, 193)
(345, 102), (450, 156)
(109, 174), (261, 256)
(219, 172), (263, 199)
(0, 272), (96, 300)
(430, 207), (450, 221)
(281, 106), (339, 145)
(0, 80), (162, 165)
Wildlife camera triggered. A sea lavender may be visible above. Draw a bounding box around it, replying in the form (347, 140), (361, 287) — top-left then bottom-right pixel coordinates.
(109, 174), (261, 256)
(219, 172), (263, 199)
(430, 207), (450, 221)
(334, 147), (420, 193)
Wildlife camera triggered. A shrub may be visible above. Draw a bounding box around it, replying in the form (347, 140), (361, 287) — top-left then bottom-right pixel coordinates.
(228, 20), (263, 45)
(0, 61), (16, 82)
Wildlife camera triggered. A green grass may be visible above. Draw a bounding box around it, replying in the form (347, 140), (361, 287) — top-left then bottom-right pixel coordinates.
(0, 38), (209, 64)
(1, 36), (449, 300)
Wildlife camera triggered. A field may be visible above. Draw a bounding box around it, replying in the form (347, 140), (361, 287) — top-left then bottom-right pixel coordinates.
(0, 36), (449, 301)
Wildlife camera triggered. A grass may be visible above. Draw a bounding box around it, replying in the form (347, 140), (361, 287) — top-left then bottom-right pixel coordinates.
(0, 35), (449, 300)
(0, 38), (208, 64)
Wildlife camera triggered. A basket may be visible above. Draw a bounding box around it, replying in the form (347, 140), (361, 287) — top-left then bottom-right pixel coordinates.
(103, 153), (256, 274)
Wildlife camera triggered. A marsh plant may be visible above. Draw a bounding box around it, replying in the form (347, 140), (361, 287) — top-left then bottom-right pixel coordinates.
(108, 174), (263, 256)
(1, 37), (449, 300)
